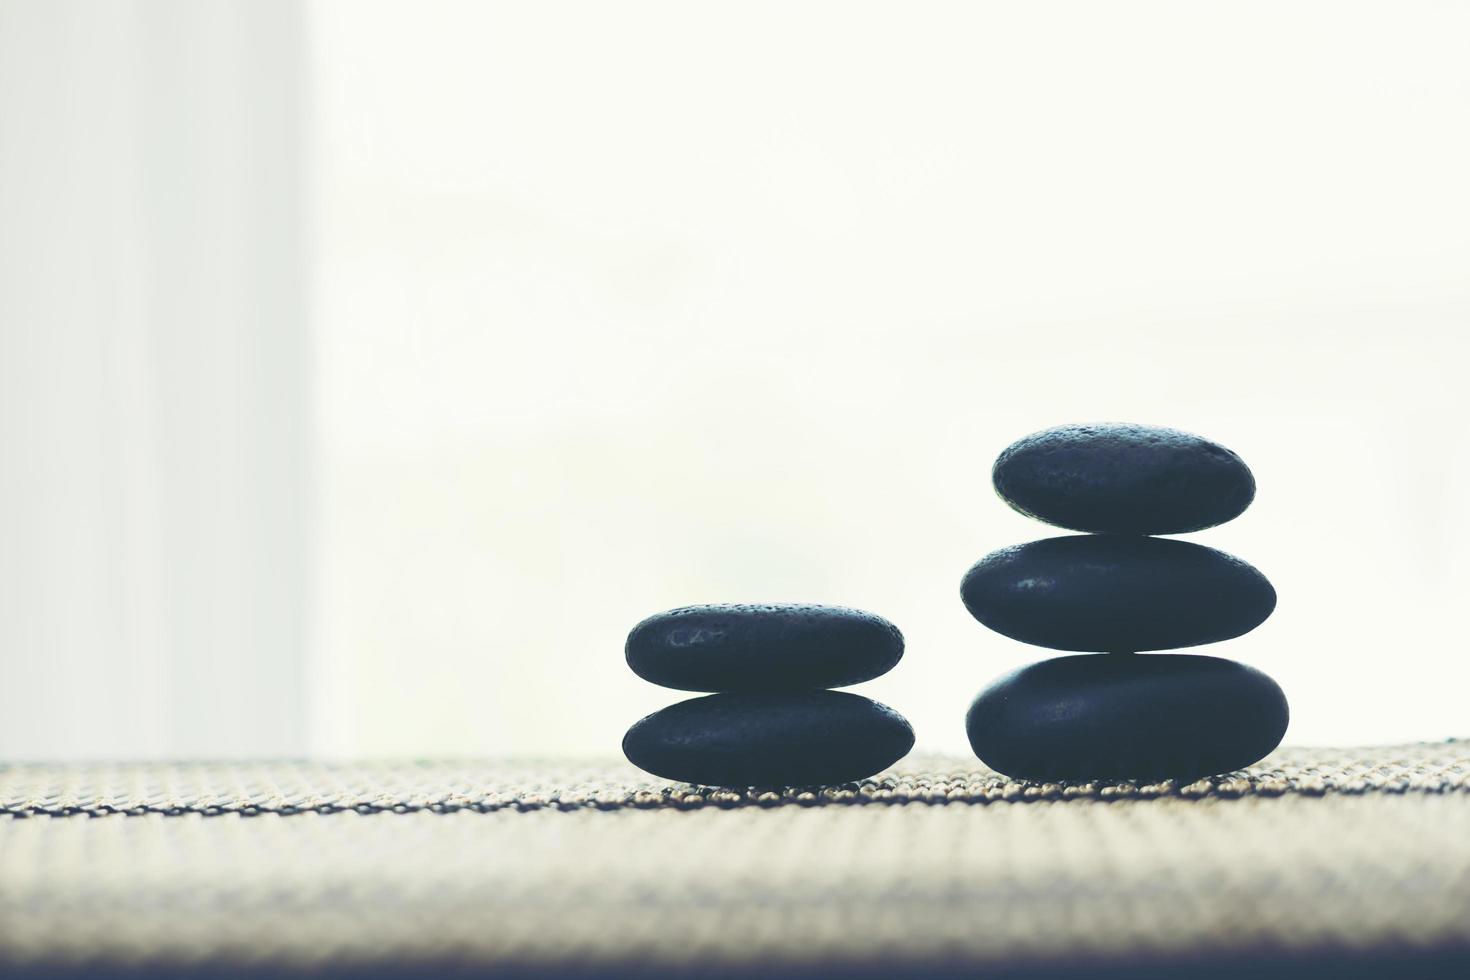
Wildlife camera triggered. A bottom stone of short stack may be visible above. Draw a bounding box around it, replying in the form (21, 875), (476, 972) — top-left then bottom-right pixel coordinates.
(623, 690), (915, 787)
(966, 653), (1289, 783)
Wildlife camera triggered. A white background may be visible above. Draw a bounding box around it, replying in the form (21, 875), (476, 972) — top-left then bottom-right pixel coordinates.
(4, 1), (1468, 759)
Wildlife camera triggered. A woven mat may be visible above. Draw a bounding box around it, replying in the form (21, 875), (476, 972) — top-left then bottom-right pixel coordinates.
(3, 742), (1470, 978)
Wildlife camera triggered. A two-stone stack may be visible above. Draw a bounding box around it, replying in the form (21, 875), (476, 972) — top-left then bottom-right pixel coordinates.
(961, 424), (1288, 783)
(621, 604), (915, 787)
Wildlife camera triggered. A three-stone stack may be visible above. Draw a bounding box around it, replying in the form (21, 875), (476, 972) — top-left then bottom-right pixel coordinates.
(961, 424), (1288, 783)
(622, 604), (914, 787)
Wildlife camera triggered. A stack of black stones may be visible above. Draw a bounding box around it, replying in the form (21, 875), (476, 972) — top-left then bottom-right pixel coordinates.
(961, 423), (1288, 783)
(622, 605), (915, 787)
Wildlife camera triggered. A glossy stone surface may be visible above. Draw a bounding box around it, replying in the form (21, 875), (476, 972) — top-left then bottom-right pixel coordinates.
(622, 690), (915, 786)
(960, 535), (1275, 652)
(625, 604), (904, 692)
(992, 423), (1256, 535)
(966, 654), (1289, 782)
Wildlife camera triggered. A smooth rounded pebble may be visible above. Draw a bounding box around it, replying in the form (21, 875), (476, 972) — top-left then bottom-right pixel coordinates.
(960, 535), (1275, 652)
(966, 654), (1289, 783)
(992, 423), (1256, 535)
(625, 604), (904, 692)
(622, 690), (915, 787)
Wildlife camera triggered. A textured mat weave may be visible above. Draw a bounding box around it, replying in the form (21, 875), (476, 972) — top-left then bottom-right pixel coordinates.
(3, 742), (1469, 977)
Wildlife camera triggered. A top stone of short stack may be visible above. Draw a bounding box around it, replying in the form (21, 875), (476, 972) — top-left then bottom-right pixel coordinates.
(625, 603), (904, 692)
(992, 423), (1256, 535)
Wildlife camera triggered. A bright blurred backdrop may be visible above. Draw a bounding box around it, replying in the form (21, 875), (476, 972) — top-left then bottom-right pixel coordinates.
(3, 0), (1468, 758)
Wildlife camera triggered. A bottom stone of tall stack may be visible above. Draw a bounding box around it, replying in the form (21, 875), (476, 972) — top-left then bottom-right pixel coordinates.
(623, 690), (915, 787)
(966, 654), (1289, 783)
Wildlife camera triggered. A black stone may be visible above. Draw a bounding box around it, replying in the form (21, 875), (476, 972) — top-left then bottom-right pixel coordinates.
(960, 535), (1275, 652)
(967, 654), (1288, 782)
(992, 423), (1256, 535)
(625, 603), (904, 692)
(622, 690), (915, 786)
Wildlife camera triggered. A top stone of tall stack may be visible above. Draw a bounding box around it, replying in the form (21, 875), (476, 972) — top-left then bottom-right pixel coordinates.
(992, 423), (1256, 535)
